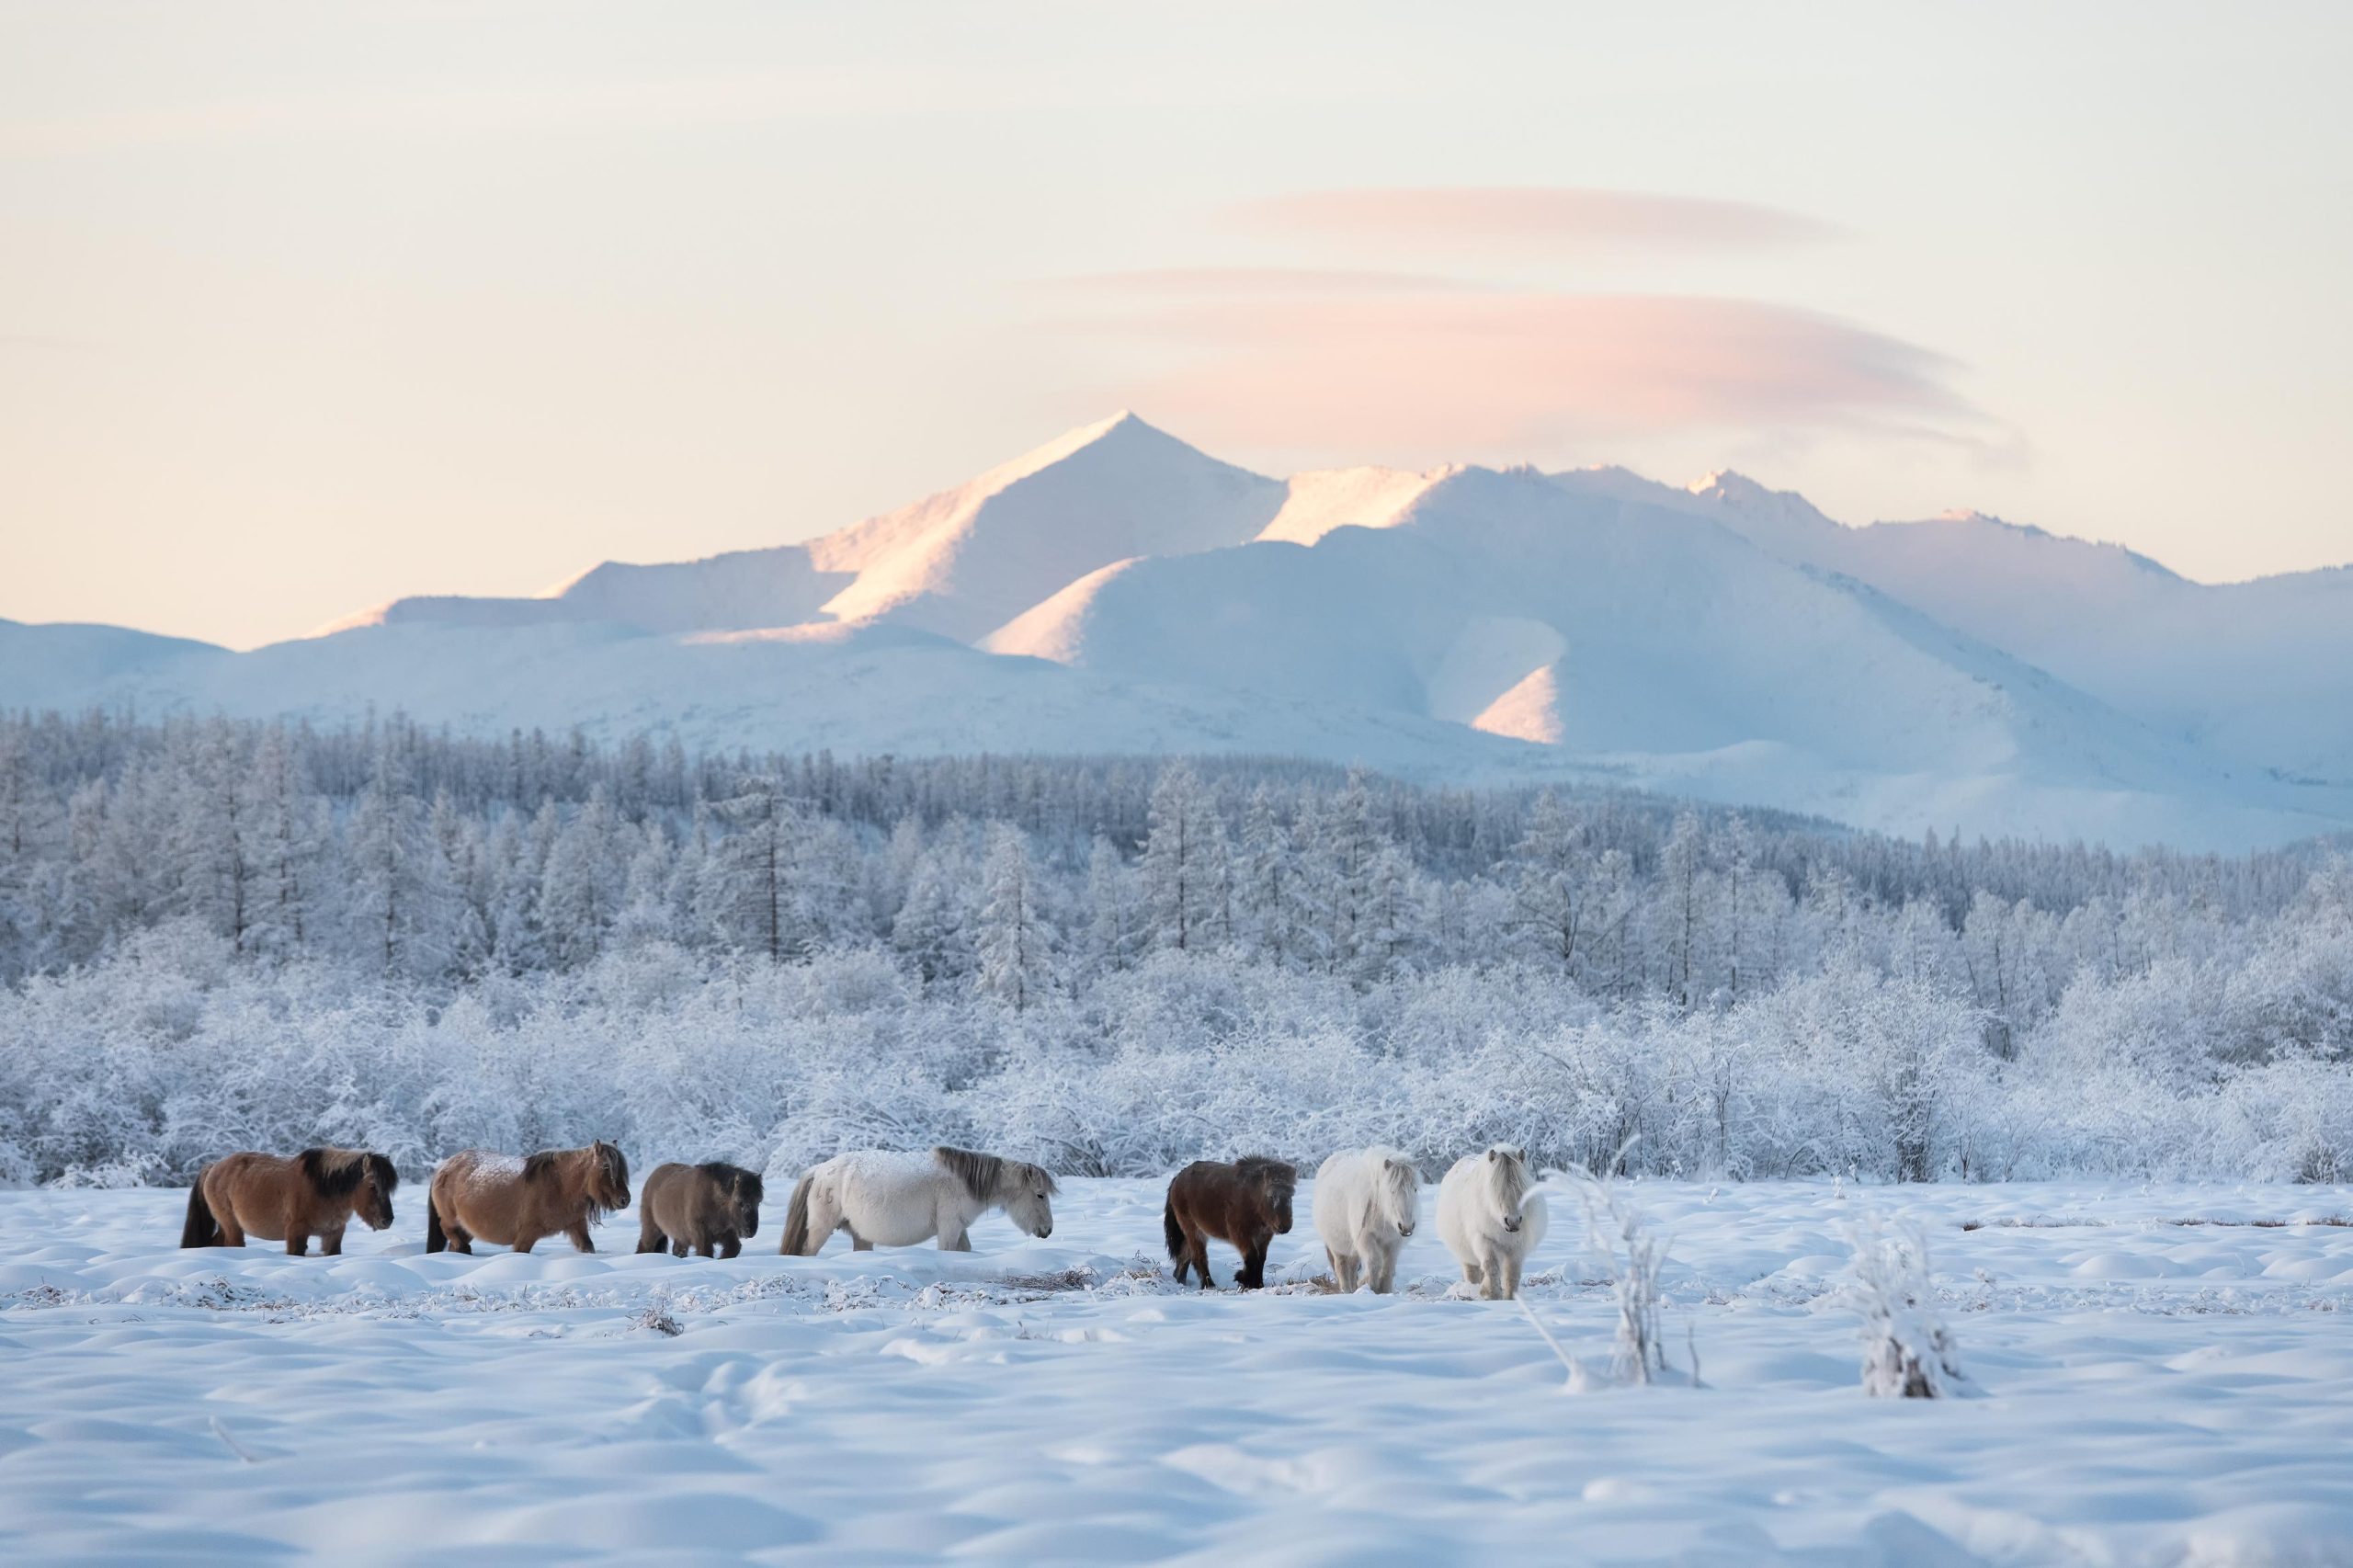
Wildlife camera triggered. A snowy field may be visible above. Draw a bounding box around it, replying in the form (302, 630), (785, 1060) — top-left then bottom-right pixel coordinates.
(5, 1179), (2353, 1566)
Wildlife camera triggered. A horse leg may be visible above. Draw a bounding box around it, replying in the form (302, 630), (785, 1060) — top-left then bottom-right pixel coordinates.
(319, 1227), (346, 1257)
(805, 1181), (847, 1253)
(215, 1205), (245, 1247)
(719, 1236), (742, 1260)
(1500, 1250), (1524, 1301)
(693, 1233), (716, 1258)
(285, 1232), (309, 1256)
(637, 1214), (666, 1254)
(937, 1220), (971, 1252)
(512, 1231), (538, 1255)
(671, 1238), (689, 1257)
(850, 1231), (873, 1252)
(1242, 1237), (1269, 1290)
(1478, 1246), (1506, 1300)
(567, 1221), (595, 1254)
(1188, 1228), (1216, 1290)
(448, 1224), (473, 1255)
(1370, 1244), (1397, 1295)
(1460, 1259), (1483, 1292)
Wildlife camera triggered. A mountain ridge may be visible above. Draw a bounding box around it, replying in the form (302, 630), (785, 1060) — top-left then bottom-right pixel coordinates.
(4, 415), (2347, 852)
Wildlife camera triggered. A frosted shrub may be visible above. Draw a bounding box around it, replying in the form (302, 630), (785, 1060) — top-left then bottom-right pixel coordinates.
(1844, 1215), (1965, 1399)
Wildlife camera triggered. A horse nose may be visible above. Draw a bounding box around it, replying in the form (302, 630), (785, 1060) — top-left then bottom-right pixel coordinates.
(1504, 1217), (1522, 1233)
(1399, 1222), (1415, 1237)
(1040, 1223), (1052, 1238)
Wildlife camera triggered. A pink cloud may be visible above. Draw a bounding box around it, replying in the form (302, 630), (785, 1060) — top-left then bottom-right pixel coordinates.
(1048, 267), (1481, 297)
(1222, 187), (1840, 256)
(1052, 274), (1984, 456)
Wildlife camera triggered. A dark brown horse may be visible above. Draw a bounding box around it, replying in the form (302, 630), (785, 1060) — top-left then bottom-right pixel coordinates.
(180, 1148), (399, 1256)
(1164, 1156), (1297, 1290)
(637, 1162), (764, 1258)
(426, 1142), (631, 1254)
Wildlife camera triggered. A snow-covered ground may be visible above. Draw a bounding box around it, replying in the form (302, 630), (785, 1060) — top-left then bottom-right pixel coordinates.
(5, 1179), (2352, 1565)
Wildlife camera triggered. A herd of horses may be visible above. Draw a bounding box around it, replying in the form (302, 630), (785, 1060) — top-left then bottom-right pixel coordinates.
(178, 1140), (1552, 1299)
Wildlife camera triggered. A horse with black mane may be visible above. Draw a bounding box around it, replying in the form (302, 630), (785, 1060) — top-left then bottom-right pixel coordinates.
(637, 1161), (764, 1257)
(180, 1148), (399, 1256)
(1165, 1156), (1296, 1290)
(426, 1142), (631, 1254)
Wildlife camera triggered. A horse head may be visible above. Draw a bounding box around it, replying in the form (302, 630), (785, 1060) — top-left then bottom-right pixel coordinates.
(728, 1166), (765, 1238)
(1251, 1159), (1299, 1235)
(1485, 1145), (1532, 1233)
(356, 1153), (399, 1232)
(1381, 1154), (1419, 1238)
(300, 1147), (398, 1231)
(588, 1141), (632, 1214)
(1004, 1160), (1059, 1239)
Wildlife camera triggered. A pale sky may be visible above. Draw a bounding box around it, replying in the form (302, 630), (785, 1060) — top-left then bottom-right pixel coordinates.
(3, 2), (2348, 650)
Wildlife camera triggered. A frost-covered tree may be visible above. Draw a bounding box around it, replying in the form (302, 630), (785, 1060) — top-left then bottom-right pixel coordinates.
(343, 744), (453, 978)
(1083, 834), (1142, 972)
(710, 776), (801, 962)
(1142, 761), (1222, 953)
(977, 823), (1056, 1012)
(247, 725), (325, 961)
(540, 786), (625, 969)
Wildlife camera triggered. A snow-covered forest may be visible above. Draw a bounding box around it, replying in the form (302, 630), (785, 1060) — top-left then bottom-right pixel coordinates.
(1, 710), (2347, 1188)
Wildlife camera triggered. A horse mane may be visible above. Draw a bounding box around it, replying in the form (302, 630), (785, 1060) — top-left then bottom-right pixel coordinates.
(1485, 1145), (1531, 1206)
(933, 1145), (1006, 1202)
(1235, 1155), (1298, 1196)
(297, 1147), (395, 1198)
(699, 1161), (764, 1204)
(591, 1142), (630, 1214)
(520, 1150), (563, 1185)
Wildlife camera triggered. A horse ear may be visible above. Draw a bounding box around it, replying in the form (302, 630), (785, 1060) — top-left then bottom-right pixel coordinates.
(1486, 1149), (1498, 1163)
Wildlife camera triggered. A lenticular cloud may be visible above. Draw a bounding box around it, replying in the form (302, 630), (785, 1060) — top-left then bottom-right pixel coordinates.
(1074, 277), (1981, 455)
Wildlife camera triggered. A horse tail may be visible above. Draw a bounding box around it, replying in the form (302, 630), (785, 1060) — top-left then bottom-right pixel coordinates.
(180, 1175), (221, 1248)
(425, 1196), (448, 1254)
(778, 1172), (816, 1256)
(1163, 1199), (1186, 1264)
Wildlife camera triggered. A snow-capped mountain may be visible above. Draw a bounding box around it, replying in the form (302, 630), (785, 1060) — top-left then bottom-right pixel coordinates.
(326, 413), (1285, 644)
(4, 416), (2347, 851)
(1553, 466), (2353, 788)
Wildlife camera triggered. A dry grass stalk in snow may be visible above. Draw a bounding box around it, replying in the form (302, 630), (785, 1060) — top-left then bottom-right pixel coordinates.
(1574, 1167), (1672, 1385)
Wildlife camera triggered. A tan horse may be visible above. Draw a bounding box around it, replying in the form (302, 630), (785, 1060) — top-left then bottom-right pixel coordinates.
(426, 1142), (631, 1254)
(180, 1148), (399, 1256)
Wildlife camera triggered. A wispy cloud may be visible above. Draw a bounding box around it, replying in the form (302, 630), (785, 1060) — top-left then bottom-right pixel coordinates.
(1048, 267), (1481, 298)
(1222, 187), (1841, 257)
(1051, 271), (1989, 458)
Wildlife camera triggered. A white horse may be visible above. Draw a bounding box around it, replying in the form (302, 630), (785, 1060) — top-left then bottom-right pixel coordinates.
(778, 1146), (1057, 1256)
(1436, 1143), (1548, 1300)
(1313, 1146), (1420, 1294)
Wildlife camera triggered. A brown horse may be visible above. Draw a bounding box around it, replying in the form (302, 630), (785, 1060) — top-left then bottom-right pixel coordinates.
(637, 1162), (764, 1258)
(1164, 1156), (1297, 1290)
(425, 1142), (631, 1255)
(180, 1148), (399, 1256)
